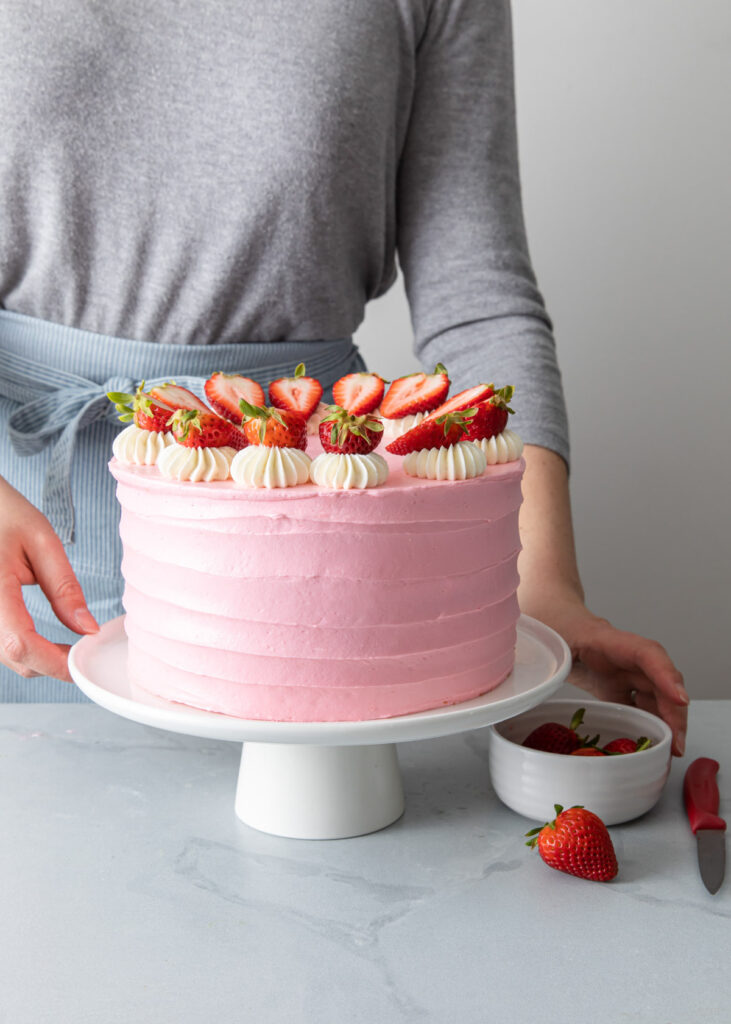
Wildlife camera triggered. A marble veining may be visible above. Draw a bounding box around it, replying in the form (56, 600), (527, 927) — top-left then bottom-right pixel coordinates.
(1, 700), (729, 1023)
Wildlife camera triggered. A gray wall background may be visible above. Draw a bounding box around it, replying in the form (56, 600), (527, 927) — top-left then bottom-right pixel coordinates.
(355, 0), (730, 699)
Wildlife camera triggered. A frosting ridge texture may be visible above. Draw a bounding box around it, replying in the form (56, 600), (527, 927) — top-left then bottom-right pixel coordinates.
(111, 453), (524, 721)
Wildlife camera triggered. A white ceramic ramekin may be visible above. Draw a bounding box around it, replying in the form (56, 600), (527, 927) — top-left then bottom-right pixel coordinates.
(488, 699), (672, 825)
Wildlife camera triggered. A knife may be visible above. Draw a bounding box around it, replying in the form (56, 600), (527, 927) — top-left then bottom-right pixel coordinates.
(683, 757), (726, 894)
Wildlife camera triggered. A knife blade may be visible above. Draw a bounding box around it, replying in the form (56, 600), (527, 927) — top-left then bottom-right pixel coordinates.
(683, 757), (726, 894)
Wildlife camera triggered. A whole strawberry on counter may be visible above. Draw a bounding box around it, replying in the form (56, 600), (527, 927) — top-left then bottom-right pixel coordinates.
(525, 804), (618, 882)
(239, 400), (308, 450)
(269, 363), (323, 420)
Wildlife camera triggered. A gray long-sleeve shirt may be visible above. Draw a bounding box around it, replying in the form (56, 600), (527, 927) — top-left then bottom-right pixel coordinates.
(0, 0), (569, 460)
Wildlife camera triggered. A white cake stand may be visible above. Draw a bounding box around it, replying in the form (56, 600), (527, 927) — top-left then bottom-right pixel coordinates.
(68, 614), (571, 840)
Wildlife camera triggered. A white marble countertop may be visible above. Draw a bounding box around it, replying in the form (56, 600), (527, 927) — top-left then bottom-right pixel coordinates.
(1, 698), (728, 1024)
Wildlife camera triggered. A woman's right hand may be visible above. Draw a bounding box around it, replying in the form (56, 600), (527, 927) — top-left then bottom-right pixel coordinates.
(0, 476), (98, 682)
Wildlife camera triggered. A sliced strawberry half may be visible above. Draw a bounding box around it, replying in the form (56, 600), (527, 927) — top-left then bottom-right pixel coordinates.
(149, 382), (209, 412)
(461, 387), (515, 441)
(227, 425), (249, 450)
(380, 363), (449, 419)
(204, 372), (266, 424)
(269, 363), (323, 419)
(107, 382), (175, 432)
(332, 372), (385, 415)
(424, 383), (497, 422)
(385, 409), (473, 455)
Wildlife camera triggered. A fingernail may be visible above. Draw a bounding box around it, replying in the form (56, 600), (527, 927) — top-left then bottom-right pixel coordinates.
(73, 608), (99, 634)
(677, 731), (686, 756)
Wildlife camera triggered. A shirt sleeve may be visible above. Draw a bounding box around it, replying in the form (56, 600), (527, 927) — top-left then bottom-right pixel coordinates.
(396, 0), (570, 465)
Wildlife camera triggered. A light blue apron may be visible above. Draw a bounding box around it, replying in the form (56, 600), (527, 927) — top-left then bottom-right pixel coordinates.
(0, 309), (366, 702)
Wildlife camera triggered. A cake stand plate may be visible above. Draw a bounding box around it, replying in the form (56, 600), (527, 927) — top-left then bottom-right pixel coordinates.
(68, 615), (570, 840)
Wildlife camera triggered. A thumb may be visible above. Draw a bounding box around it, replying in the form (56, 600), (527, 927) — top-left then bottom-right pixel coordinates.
(29, 532), (99, 636)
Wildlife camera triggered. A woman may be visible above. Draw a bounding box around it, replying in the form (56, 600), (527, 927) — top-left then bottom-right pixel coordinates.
(0, 0), (687, 750)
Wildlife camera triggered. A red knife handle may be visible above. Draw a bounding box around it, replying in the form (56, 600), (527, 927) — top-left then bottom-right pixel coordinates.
(683, 757), (727, 834)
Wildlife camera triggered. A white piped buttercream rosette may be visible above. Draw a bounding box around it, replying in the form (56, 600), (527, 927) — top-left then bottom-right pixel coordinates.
(157, 444), (236, 481)
(231, 446), (312, 488)
(112, 424), (175, 466)
(402, 442), (486, 481)
(378, 409), (428, 442)
(471, 429), (523, 464)
(310, 452), (388, 489)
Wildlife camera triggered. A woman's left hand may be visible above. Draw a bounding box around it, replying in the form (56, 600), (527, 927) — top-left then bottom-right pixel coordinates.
(531, 596), (689, 756)
(517, 444), (689, 757)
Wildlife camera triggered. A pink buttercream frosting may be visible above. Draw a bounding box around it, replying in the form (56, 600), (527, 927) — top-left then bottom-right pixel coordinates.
(110, 445), (524, 721)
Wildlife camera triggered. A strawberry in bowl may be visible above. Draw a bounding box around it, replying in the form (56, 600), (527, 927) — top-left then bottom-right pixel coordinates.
(488, 700), (672, 825)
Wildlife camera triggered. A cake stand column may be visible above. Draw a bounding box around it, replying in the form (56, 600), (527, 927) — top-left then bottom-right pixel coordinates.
(234, 742), (405, 839)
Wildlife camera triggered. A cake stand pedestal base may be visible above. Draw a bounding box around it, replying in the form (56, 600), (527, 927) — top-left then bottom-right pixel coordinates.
(236, 742), (403, 839)
(69, 615), (570, 840)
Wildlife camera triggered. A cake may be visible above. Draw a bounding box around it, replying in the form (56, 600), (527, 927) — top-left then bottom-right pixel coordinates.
(107, 368), (525, 721)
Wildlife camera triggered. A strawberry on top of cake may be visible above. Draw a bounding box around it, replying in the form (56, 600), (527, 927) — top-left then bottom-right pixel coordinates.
(108, 363), (527, 722)
(108, 363), (523, 487)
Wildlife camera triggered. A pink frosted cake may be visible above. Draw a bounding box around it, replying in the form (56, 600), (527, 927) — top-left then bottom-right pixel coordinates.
(108, 369), (525, 721)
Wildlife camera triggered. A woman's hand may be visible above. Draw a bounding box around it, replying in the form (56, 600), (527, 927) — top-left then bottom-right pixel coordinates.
(0, 476), (98, 682)
(522, 593), (688, 756)
(517, 444), (689, 756)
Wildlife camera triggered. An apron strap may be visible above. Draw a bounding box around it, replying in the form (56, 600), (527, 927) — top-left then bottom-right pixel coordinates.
(0, 318), (365, 543)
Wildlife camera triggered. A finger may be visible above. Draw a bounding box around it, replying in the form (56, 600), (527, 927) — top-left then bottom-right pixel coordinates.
(584, 628), (688, 707)
(0, 572), (74, 681)
(625, 672), (688, 757)
(27, 532), (99, 636)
